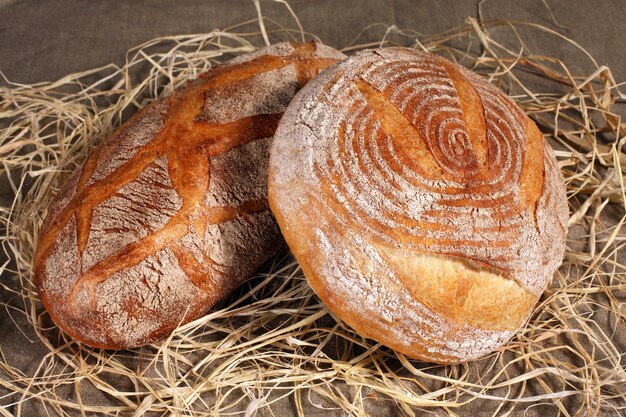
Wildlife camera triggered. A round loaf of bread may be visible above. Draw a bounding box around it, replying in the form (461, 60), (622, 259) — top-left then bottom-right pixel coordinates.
(34, 41), (345, 349)
(268, 48), (568, 364)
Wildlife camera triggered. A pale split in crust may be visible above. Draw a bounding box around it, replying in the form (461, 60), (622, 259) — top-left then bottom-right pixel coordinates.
(269, 48), (568, 364)
(34, 41), (345, 349)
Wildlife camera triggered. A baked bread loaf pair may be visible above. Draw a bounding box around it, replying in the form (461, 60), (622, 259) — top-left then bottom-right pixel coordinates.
(268, 48), (568, 364)
(34, 41), (345, 349)
(36, 43), (567, 363)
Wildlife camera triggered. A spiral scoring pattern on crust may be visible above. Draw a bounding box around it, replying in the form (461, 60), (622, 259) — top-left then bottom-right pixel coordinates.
(269, 48), (568, 363)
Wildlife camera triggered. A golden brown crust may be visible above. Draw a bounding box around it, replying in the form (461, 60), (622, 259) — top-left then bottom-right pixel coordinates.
(269, 47), (568, 363)
(35, 41), (345, 349)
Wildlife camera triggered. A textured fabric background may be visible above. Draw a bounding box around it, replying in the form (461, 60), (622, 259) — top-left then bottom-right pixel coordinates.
(0, 1), (624, 416)
(1, 0), (625, 85)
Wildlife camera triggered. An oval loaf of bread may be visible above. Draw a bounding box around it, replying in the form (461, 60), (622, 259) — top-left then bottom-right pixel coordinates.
(34, 41), (345, 349)
(268, 48), (568, 364)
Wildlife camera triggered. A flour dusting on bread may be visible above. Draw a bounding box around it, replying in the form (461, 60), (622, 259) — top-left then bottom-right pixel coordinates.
(35, 42), (345, 348)
(269, 48), (568, 363)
